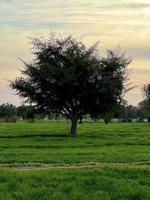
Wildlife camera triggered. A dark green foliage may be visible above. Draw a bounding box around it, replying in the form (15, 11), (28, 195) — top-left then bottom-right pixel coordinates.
(11, 35), (131, 135)
(0, 104), (17, 122)
(113, 105), (138, 120)
(17, 105), (35, 121)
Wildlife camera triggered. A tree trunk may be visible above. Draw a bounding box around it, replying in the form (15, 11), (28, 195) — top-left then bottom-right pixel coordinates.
(70, 118), (78, 136)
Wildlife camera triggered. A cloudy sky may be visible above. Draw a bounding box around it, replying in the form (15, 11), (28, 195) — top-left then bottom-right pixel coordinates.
(0, 0), (150, 105)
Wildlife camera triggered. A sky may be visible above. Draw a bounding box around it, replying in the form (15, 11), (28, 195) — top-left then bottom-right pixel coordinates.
(0, 0), (150, 106)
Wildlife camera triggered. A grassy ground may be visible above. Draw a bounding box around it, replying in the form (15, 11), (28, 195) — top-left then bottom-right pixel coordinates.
(0, 167), (150, 200)
(0, 121), (150, 199)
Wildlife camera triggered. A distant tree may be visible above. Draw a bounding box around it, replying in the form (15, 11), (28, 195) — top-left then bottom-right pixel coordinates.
(0, 104), (17, 122)
(143, 84), (150, 99)
(17, 105), (27, 119)
(113, 104), (138, 121)
(17, 105), (35, 121)
(138, 84), (150, 122)
(11, 35), (131, 136)
(126, 105), (138, 119)
(102, 111), (113, 124)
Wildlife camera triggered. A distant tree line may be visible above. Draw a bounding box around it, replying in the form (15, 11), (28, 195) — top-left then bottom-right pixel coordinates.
(0, 104), (17, 122)
(0, 104), (66, 122)
(0, 104), (35, 122)
(0, 96), (150, 123)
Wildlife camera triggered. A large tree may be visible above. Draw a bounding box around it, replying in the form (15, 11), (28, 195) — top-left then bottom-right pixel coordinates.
(11, 35), (131, 136)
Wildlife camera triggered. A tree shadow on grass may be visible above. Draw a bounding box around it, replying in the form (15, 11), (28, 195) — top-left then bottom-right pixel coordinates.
(0, 134), (69, 139)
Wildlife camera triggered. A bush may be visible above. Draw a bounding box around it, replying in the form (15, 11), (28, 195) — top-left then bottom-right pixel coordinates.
(0, 116), (18, 123)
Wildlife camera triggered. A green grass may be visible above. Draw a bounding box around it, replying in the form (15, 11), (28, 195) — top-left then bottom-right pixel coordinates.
(0, 121), (150, 164)
(0, 121), (150, 199)
(0, 167), (150, 200)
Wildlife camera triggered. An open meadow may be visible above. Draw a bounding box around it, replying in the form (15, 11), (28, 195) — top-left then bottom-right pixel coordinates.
(0, 121), (150, 200)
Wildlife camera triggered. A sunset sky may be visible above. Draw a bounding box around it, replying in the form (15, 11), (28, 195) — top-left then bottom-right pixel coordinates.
(0, 0), (150, 105)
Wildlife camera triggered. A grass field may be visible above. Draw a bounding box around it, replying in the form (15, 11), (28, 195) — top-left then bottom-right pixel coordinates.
(0, 121), (150, 199)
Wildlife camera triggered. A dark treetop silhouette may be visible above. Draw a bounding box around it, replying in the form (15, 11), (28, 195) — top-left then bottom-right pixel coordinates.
(11, 35), (131, 136)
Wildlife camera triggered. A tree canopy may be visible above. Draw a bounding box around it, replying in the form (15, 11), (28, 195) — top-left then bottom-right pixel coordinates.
(11, 35), (131, 136)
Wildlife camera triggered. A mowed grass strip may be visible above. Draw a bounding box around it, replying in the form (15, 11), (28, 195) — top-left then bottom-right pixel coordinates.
(0, 167), (150, 200)
(0, 121), (150, 164)
(0, 162), (150, 171)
